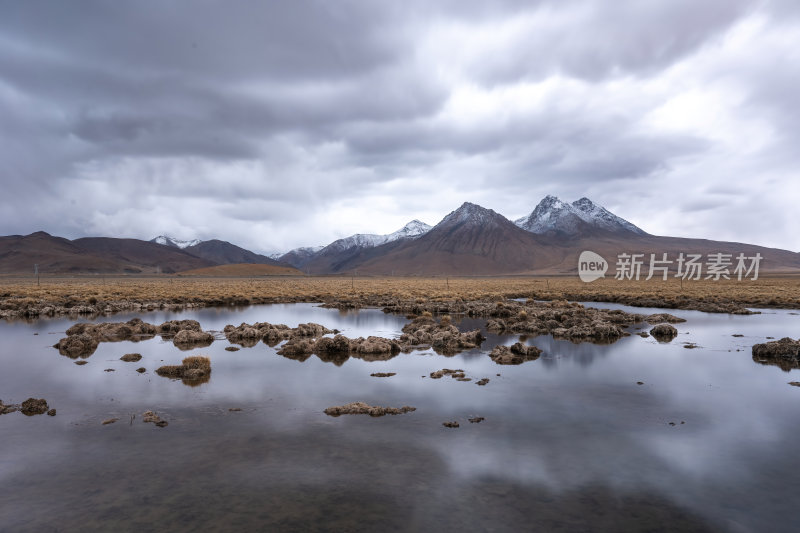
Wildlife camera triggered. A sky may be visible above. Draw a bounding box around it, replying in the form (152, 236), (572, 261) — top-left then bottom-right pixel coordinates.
(1, 0), (799, 255)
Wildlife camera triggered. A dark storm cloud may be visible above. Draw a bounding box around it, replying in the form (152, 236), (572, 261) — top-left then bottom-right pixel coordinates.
(0, 0), (798, 252)
(0, 1), (398, 83)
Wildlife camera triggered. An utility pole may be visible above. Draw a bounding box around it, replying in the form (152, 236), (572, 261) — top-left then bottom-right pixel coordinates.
(34, 264), (39, 287)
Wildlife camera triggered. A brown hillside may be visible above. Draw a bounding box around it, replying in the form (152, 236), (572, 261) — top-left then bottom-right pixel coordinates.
(541, 234), (800, 275)
(72, 237), (214, 273)
(184, 239), (292, 267)
(0, 233), (215, 274)
(0, 232), (127, 273)
(355, 203), (570, 275)
(177, 263), (304, 276)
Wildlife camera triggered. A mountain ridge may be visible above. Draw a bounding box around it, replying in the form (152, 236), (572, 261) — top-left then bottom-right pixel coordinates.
(2, 196), (798, 275)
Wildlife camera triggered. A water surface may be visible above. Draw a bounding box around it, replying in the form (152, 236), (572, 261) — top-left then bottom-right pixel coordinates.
(1, 302), (799, 532)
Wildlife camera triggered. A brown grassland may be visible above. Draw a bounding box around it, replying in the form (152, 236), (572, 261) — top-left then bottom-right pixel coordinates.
(1, 274), (799, 318)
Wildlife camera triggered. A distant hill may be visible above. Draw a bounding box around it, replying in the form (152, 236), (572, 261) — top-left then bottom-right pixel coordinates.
(276, 246), (324, 270)
(0, 233), (212, 274)
(183, 239), (290, 267)
(177, 263), (304, 276)
(0, 233), (298, 275)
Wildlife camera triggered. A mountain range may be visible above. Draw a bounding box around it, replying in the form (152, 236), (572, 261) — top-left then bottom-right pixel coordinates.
(1, 195), (798, 275)
(0, 233), (296, 275)
(272, 196), (800, 275)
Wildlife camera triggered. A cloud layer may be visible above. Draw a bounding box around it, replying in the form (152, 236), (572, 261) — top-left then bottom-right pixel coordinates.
(1, 0), (798, 253)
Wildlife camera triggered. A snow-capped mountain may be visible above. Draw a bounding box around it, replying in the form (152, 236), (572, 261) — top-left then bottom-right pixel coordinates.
(438, 202), (505, 228)
(571, 197), (646, 235)
(269, 246), (321, 260)
(386, 219), (432, 241)
(514, 196), (585, 234)
(515, 196), (646, 235)
(150, 235), (203, 249)
(277, 220), (431, 268)
(342, 202), (555, 275)
(323, 220), (432, 253)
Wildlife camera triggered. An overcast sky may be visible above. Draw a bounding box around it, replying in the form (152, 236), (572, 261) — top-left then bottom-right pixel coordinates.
(1, 0), (799, 254)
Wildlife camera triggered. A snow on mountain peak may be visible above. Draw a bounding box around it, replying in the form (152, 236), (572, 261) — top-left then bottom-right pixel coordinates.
(440, 202), (504, 227)
(317, 220), (432, 254)
(514, 196), (583, 233)
(515, 196), (645, 235)
(570, 198), (646, 234)
(151, 235), (202, 249)
(388, 219), (432, 239)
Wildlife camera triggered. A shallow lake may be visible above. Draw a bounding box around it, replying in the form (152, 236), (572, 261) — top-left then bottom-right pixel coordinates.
(1, 302), (799, 532)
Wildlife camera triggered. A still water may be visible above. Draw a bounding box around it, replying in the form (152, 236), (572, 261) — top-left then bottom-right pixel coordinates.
(1, 302), (799, 532)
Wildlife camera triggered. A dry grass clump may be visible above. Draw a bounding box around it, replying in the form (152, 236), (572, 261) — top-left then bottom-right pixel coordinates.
(323, 401), (416, 417)
(752, 337), (800, 372)
(142, 410), (168, 427)
(650, 324), (679, 341)
(20, 398), (49, 416)
(156, 355), (211, 385)
(645, 313), (686, 324)
(399, 316), (484, 354)
(429, 368), (465, 379)
(1, 398), (53, 416)
(752, 337), (800, 357)
(489, 343), (542, 365)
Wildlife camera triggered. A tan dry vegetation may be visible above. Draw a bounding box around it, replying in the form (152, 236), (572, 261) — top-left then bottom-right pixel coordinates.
(1, 274), (799, 319)
(156, 355), (212, 386)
